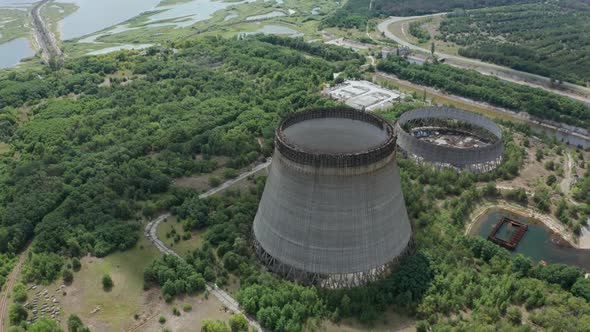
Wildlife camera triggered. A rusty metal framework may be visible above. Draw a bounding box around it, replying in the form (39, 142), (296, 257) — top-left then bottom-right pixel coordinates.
(253, 234), (416, 288)
(276, 106), (397, 168)
(396, 107), (504, 173)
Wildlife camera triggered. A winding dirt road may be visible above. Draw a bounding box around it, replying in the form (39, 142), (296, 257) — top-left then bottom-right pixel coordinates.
(144, 161), (271, 332)
(377, 15), (590, 106)
(0, 252), (27, 331)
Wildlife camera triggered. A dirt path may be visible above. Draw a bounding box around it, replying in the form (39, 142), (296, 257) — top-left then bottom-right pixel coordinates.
(377, 15), (590, 106)
(560, 152), (574, 195)
(143, 162), (272, 332)
(0, 251), (27, 330)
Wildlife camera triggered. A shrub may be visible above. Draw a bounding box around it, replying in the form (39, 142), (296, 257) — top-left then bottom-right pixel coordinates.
(222, 168), (238, 179)
(12, 283), (27, 303)
(63, 269), (74, 284)
(102, 274), (113, 290)
(506, 307), (522, 325)
(183, 303), (192, 312)
(202, 320), (230, 332)
(159, 316), (166, 324)
(209, 176), (222, 187)
(229, 314), (249, 332)
(72, 258), (81, 272)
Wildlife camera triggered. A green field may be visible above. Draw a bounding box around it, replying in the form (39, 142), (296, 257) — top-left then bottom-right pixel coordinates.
(17, 228), (159, 330)
(0, 143), (9, 154)
(156, 216), (203, 257)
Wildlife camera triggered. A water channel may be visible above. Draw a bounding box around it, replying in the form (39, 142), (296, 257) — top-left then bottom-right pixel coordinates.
(470, 208), (590, 271)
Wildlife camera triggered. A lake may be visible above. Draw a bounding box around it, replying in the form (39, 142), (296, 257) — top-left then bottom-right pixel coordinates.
(59, 0), (160, 40)
(470, 208), (590, 271)
(0, 37), (34, 68)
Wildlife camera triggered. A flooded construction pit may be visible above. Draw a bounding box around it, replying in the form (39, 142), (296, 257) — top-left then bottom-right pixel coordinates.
(412, 127), (491, 149)
(282, 117), (388, 154)
(470, 208), (590, 270)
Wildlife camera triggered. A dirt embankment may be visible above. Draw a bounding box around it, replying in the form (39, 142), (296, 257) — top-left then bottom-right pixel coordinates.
(31, 0), (62, 63)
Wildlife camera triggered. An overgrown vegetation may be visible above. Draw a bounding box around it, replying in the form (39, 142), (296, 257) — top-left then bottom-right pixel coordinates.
(439, 1), (590, 84)
(321, 0), (537, 28)
(377, 56), (590, 128)
(0, 35), (361, 284)
(408, 21), (431, 43)
(2, 31), (590, 331)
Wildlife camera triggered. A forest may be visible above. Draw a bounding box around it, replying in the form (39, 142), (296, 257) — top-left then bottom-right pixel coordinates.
(144, 121), (590, 330)
(377, 56), (590, 128)
(1, 32), (590, 331)
(0, 35), (361, 290)
(321, 0), (536, 29)
(438, 0), (590, 84)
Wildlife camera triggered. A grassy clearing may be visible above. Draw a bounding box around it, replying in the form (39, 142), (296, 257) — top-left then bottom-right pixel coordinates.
(19, 226), (161, 331)
(17, 222), (236, 331)
(156, 216), (203, 257)
(389, 15), (461, 56)
(0, 143), (10, 155)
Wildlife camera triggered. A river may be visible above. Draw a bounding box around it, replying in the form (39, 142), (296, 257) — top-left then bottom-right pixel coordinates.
(470, 208), (590, 271)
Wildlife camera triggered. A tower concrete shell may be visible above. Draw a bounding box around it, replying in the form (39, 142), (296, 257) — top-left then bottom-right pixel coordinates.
(396, 107), (504, 173)
(253, 107), (412, 288)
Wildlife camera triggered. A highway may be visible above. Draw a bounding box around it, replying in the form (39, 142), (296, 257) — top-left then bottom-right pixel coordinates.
(377, 15), (590, 106)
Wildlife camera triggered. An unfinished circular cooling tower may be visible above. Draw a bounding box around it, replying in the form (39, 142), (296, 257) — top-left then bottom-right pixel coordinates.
(253, 107), (413, 288)
(396, 107), (503, 173)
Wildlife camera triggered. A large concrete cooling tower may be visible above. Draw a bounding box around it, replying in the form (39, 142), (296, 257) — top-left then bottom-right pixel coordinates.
(253, 107), (413, 288)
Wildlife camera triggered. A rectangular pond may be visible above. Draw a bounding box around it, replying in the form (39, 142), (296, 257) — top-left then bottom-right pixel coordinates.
(470, 208), (590, 271)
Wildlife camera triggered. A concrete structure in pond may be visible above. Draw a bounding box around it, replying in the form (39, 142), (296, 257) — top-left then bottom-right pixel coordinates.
(253, 107), (413, 288)
(396, 107), (504, 173)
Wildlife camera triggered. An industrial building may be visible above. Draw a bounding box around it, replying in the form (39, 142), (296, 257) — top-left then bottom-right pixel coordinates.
(326, 80), (402, 111)
(396, 107), (504, 173)
(253, 107), (413, 288)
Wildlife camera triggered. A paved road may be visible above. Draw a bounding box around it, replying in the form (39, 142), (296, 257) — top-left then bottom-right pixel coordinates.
(145, 161), (272, 332)
(377, 15), (590, 105)
(0, 252), (27, 330)
(198, 159), (271, 199)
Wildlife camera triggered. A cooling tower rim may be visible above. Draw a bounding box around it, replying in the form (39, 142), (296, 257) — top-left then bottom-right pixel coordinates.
(396, 107), (504, 152)
(395, 106), (504, 173)
(276, 106), (397, 168)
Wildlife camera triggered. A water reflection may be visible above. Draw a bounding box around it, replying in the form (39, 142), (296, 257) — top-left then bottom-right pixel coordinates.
(59, 0), (160, 40)
(0, 37), (34, 68)
(470, 208), (590, 270)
